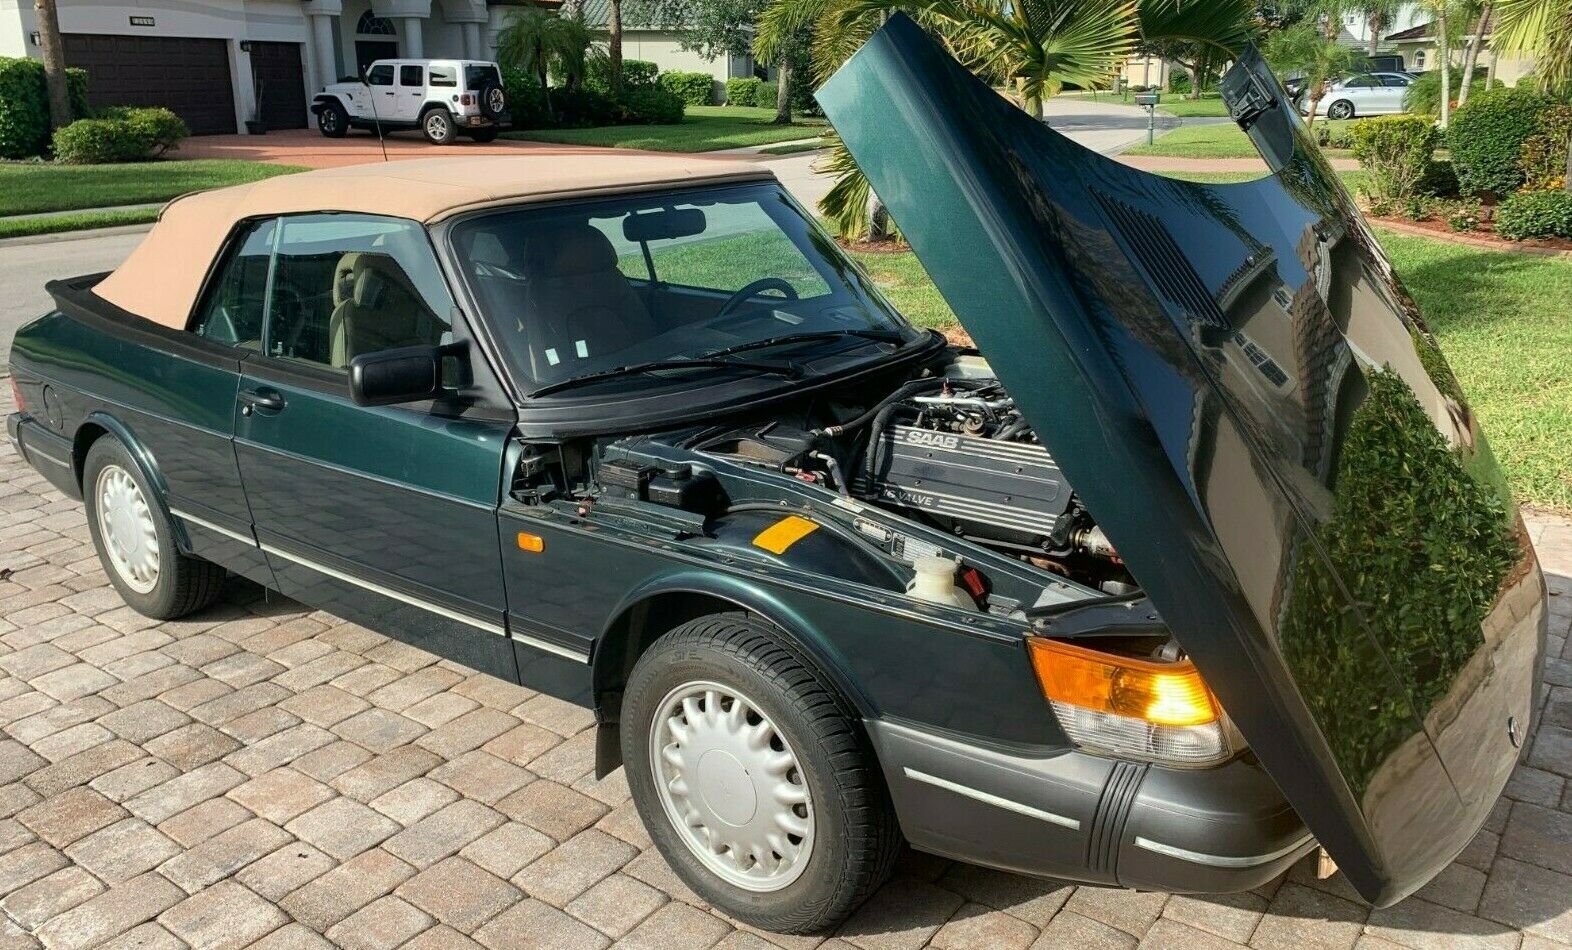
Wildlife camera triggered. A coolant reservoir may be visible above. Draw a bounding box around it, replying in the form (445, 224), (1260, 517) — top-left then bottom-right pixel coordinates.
(907, 557), (976, 610)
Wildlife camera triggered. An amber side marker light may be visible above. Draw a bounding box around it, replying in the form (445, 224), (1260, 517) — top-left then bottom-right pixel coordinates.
(516, 532), (545, 553)
(1028, 638), (1218, 727)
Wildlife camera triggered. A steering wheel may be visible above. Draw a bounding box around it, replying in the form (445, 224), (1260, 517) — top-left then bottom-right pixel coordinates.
(711, 277), (800, 326)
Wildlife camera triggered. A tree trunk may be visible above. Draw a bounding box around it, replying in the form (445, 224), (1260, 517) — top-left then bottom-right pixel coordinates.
(33, 0), (73, 130)
(608, 0), (624, 96)
(1368, 13), (1383, 57)
(1307, 86), (1325, 128)
(1457, 3), (1489, 107)
(773, 61), (792, 124)
(869, 197), (891, 242)
(1185, 63), (1201, 100)
(1437, 7), (1451, 128)
(1565, 129), (1571, 192)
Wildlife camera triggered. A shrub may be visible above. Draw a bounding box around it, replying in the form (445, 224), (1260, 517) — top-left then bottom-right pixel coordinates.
(1442, 198), (1484, 232)
(1519, 105), (1572, 191)
(500, 67), (552, 129)
(101, 106), (187, 156)
(659, 71), (714, 105)
(554, 87), (624, 127)
(755, 82), (778, 109)
(1419, 158), (1459, 198)
(1352, 115), (1440, 202)
(725, 76), (763, 106)
(587, 58), (658, 93)
(620, 87), (684, 124)
(1495, 189), (1572, 240)
(1403, 67), (1492, 116)
(52, 117), (149, 163)
(1316, 121), (1356, 150)
(1447, 85), (1551, 197)
(0, 57), (89, 159)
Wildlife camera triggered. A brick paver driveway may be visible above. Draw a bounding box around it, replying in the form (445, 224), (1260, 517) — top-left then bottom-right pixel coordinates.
(2, 383), (1570, 950)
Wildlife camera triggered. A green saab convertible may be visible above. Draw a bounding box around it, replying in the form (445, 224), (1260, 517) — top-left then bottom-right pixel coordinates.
(6, 18), (1547, 934)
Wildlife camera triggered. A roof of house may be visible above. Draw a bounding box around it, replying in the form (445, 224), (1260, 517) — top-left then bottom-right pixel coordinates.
(577, 0), (679, 30)
(1386, 14), (1492, 42)
(94, 154), (773, 329)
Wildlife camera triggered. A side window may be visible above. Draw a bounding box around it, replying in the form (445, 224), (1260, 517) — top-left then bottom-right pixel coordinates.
(264, 214), (454, 371)
(1380, 75), (1410, 87)
(1346, 76), (1376, 88)
(192, 218), (278, 348)
(367, 64), (394, 86)
(399, 64), (424, 87)
(429, 66), (457, 87)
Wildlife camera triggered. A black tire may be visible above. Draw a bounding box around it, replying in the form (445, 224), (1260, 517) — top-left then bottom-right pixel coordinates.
(467, 127), (499, 143)
(1327, 99), (1354, 120)
(477, 80), (507, 120)
(422, 107), (457, 145)
(622, 614), (900, 934)
(317, 101), (349, 138)
(82, 436), (226, 620)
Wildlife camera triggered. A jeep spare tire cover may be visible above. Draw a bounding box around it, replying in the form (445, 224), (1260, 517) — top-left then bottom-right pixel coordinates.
(479, 81), (506, 119)
(819, 15), (1546, 910)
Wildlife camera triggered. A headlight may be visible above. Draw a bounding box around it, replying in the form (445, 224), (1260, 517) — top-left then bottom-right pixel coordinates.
(1027, 637), (1232, 766)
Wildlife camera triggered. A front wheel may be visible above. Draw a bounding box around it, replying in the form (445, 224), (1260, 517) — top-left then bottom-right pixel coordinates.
(422, 108), (457, 145)
(317, 101), (349, 138)
(1327, 99), (1354, 120)
(622, 615), (901, 933)
(83, 436), (226, 620)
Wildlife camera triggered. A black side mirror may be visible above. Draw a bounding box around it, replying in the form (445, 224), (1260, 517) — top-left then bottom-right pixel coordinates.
(349, 344), (454, 407)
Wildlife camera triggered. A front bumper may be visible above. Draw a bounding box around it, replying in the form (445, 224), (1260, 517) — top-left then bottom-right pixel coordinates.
(870, 719), (1313, 892)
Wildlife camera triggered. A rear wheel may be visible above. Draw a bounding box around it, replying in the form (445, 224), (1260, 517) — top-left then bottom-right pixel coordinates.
(317, 101), (349, 138)
(422, 107), (457, 145)
(1327, 99), (1355, 120)
(622, 615), (900, 933)
(467, 127), (499, 143)
(83, 436), (225, 620)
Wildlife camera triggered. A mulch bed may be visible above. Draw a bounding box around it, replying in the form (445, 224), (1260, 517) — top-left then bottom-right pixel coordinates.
(1365, 213), (1572, 255)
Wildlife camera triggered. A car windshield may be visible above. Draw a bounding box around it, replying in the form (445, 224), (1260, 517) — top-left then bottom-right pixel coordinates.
(448, 182), (917, 391)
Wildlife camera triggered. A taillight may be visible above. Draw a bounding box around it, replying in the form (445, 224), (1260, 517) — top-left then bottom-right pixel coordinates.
(9, 377), (23, 413)
(460, 94), (474, 106)
(1028, 637), (1231, 765)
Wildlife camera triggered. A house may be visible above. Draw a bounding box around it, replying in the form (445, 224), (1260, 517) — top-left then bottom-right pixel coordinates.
(577, 0), (763, 102)
(0, 0), (556, 135)
(1385, 17), (1536, 83)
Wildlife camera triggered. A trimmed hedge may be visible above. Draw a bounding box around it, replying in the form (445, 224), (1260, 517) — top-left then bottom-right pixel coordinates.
(1519, 105), (1572, 191)
(587, 58), (658, 93)
(1351, 115), (1439, 202)
(620, 87), (684, 124)
(756, 82), (778, 109)
(0, 56), (89, 159)
(1495, 189), (1572, 240)
(1447, 85), (1551, 197)
(52, 107), (188, 164)
(725, 76), (763, 106)
(659, 71), (714, 106)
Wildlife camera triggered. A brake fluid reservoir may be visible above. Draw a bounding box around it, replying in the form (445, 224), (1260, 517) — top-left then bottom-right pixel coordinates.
(907, 556), (976, 610)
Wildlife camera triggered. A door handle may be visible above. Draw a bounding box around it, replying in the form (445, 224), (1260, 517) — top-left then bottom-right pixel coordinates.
(238, 388), (286, 415)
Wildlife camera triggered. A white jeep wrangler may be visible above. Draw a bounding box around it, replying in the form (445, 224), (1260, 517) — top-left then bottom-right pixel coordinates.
(312, 59), (510, 145)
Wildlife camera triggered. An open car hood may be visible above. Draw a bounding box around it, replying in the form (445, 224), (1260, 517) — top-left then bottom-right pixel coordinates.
(819, 17), (1547, 905)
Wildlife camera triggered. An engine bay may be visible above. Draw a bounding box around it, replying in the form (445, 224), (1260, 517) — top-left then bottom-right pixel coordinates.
(511, 351), (1139, 618)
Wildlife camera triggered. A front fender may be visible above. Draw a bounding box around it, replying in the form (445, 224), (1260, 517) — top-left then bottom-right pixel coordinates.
(599, 568), (877, 721)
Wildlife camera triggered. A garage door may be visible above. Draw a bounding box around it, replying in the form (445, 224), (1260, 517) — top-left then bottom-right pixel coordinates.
(248, 42), (307, 131)
(63, 34), (236, 135)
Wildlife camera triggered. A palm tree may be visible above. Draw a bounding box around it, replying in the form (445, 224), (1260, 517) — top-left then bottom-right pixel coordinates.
(1262, 22), (1365, 126)
(496, 7), (596, 114)
(1361, 0), (1401, 56)
(33, 0), (73, 130)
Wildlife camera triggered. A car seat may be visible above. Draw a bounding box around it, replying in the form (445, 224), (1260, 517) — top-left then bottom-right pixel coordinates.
(328, 252), (446, 367)
(520, 220), (654, 375)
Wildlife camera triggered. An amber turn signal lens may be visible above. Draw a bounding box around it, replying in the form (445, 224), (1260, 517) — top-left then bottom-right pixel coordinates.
(1027, 638), (1218, 727)
(515, 532), (545, 553)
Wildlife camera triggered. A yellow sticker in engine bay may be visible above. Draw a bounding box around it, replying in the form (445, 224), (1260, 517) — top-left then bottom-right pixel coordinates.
(752, 515), (820, 555)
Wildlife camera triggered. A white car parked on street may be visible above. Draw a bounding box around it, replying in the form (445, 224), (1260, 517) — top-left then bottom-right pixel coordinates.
(312, 59), (510, 145)
(1303, 72), (1416, 120)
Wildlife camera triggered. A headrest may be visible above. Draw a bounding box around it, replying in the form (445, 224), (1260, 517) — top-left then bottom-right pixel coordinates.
(333, 252), (361, 307)
(346, 252), (422, 311)
(527, 221), (620, 278)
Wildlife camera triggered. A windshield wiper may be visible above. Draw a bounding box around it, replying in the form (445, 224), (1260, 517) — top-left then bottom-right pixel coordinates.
(698, 328), (907, 360)
(526, 357), (802, 398)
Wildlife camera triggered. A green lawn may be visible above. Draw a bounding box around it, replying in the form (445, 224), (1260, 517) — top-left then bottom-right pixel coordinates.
(504, 106), (828, 153)
(0, 159), (306, 216)
(1155, 94), (1231, 118)
(1125, 120), (1355, 159)
(852, 228), (1572, 511)
(0, 207), (160, 240)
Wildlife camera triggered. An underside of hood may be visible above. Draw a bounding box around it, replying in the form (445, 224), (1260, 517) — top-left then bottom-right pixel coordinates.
(818, 16), (1546, 905)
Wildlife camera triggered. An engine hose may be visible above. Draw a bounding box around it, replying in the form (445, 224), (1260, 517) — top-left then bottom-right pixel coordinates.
(813, 376), (990, 439)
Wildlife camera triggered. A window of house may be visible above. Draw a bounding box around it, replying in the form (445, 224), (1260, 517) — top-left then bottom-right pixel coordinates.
(356, 11), (396, 35)
(1414, 50), (1427, 69)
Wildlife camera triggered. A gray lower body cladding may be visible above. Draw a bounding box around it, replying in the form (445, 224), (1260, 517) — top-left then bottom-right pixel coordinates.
(868, 719), (1313, 892)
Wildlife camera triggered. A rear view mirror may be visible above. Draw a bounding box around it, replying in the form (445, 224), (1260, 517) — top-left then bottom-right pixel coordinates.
(349, 345), (447, 406)
(624, 208), (706, 243)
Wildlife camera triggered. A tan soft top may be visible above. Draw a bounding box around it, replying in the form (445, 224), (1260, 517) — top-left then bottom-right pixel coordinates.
(94, 153), (774, 329)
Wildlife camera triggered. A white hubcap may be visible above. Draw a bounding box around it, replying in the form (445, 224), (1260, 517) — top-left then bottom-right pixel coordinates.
(95, 465), (159, 593)
(651, 681), (814, 892)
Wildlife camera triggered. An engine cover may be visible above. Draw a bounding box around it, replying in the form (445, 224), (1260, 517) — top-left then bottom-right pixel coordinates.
(857, 425), (1074, 540)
